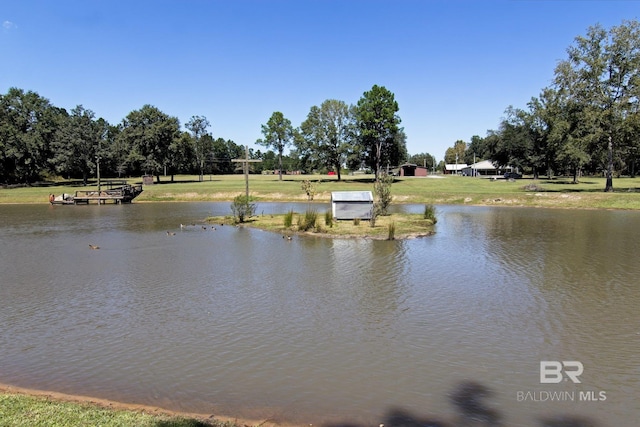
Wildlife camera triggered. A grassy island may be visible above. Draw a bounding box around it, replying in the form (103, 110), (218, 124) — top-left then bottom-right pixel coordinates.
(207, 210), (436, 240)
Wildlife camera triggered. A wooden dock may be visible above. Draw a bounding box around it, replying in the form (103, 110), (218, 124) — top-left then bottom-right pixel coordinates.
(50, 181), (143, 205)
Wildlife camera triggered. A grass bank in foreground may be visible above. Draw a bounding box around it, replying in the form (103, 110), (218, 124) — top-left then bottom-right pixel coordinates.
(3, 174), (640, 210)
(0, 391), (235, 427)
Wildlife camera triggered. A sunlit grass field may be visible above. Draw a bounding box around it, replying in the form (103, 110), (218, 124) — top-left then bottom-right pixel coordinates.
(0, 392), (236, 427)
(3, 173), (640, 209)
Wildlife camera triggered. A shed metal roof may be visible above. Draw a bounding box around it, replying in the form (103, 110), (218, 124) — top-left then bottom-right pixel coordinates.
(331, 191), (373, 202)
(444, 164), (468, 171)
(465, 160), (497, 170)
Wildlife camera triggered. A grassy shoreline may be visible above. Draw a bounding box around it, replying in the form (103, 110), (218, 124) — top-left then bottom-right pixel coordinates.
(0, 387), (236, 427)
(3, 174), (640, 210)
(0, 383), (289, 427)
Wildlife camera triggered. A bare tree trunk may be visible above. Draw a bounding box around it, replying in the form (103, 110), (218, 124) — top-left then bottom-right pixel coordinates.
(605, 134), (614, 192)
(375, 141), (382, 182)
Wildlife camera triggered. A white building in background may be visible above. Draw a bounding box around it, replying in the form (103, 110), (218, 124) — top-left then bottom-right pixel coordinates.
(444, 163), (468, 175)
(462, 160), (513, 177)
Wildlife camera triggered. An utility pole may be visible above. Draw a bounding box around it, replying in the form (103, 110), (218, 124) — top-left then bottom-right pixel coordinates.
(97, 139), (101, 199)
(232, 145), (262, 198)
(473, 152), (476, 177)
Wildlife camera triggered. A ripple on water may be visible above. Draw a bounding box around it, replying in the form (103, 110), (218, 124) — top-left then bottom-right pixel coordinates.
(0, 204), (638, 425)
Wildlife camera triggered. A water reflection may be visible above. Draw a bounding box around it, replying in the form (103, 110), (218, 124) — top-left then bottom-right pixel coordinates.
(0, 203), (638, 426)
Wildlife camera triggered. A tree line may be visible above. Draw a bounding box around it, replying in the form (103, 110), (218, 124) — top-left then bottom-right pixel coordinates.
(444, 19), (640, 191)
(7, 20), (634, 189)
(0, 90), (250, 185)
(260, 84), (413, 182)
(1, 83), (428, 185)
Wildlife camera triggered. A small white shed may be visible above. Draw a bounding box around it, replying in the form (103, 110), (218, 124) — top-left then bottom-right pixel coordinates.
(331, 191), (374, 220)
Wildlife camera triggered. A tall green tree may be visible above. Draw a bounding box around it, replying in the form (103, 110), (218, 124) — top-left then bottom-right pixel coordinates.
(553, 20), (640, 191)
(99, 121), (128, 178)
(390, 128), (409, 168)
(490, 105), (552, 175)
(186, 115), (212, 182)
(256, 149), (277, 172)
(408, 152), (437, 170)
(298, 99), (355, 181)
(621, 110), (640, 176)
(0, 88), (64, 183)
(258, 111), (294, 181)
(118, 105), (180, 183)
(444, 140), (467, 165)
(166, 131), (196, 180)
(355, 85), (403, 181)
(527, 89), (561, 179)
(50, 105), (103, 185)
(210, 138), (243, 174)
(542, 88), (593, 182)
(465, 135), (490, 166)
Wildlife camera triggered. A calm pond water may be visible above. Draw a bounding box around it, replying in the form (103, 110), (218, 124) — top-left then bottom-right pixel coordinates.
(0, 202), (638, 426)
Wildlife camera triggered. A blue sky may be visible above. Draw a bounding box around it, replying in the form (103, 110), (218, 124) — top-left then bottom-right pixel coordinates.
(2, 0), (639, 161)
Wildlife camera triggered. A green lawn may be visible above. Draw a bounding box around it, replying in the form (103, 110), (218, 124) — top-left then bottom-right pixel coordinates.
(0, 392), (236, 427)
(3, 174), (640, 209)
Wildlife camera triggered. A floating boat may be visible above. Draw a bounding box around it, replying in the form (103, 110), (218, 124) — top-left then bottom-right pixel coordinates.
(49, 193), (75, 205)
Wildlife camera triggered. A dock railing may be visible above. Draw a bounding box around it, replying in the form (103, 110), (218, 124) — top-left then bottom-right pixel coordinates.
(73, 183), (143, 204)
